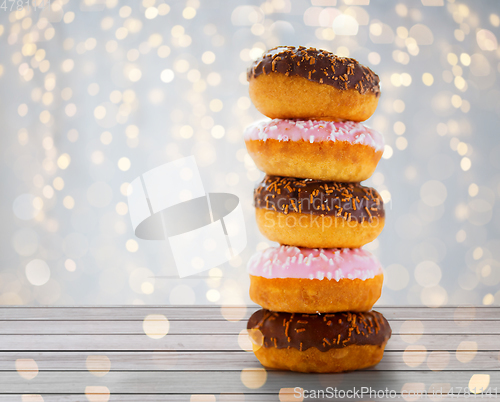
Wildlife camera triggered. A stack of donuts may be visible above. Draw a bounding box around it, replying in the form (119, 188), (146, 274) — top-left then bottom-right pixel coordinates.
(243, 46), (392, 373)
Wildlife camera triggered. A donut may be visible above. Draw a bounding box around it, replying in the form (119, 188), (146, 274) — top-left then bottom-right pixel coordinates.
(248, 46), (380, 121)
(247, 309), (391, 373)
(248, 246), (383, 313)
(244, 119), (384, 182)
(254, 176), (385, 248)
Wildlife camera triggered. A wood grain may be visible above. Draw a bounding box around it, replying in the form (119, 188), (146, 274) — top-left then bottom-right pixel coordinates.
(0, 306), (497, 400)
(0, 306), (496, 320)
(0, 334), (498, 351)
(0, 319), (499, 335)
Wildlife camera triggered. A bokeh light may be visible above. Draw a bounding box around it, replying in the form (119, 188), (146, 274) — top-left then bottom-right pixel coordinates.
(403, 345), (427, 368)
(143, 313), (170, 339)
(237, 328), (253, 352)
(84, 386), (111, 402)
(456, 340), (478, 363)
(190, 395), (216, 402)
(468, 374), (490, 394)
(426, 350), (450, 371)
(21, 395), (44, 402)
(15, 358), (39, 380)
(280, 388), (304, 402)
(0, 1), (499, 307)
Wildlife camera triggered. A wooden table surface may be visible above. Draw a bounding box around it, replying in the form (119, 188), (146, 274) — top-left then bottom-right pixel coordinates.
(0, 305), (499, 401)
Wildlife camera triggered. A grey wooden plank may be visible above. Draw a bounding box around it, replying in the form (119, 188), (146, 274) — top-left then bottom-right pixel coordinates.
(1, 396), (500, 402)
(1, 319), (500, 335)
(0, 334), (498, 351)
(389, 320), (500, 334)
(0, 371), (498, 393)
(0, 306), (498, 321)
(2, 396), (500, 402)
(0, 351), (498, 371)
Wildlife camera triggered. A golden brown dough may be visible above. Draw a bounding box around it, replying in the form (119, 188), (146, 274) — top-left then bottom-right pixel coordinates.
(245, 138), (382, 182)
(251, 343), (388, 373)
(249, 274), (383, 314)
(255, 208), (385, 248)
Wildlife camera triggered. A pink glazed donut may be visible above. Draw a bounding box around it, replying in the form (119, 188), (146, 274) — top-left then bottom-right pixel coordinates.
(244, 119), (384, 182)
(248, 245), (383, 313)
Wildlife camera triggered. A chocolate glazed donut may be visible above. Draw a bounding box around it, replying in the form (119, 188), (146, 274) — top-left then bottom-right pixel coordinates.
(247, 309), (392, 373)
(248, 46), (381, 121)
(248, 46), (380, 96)
(254, 176), (385, 248)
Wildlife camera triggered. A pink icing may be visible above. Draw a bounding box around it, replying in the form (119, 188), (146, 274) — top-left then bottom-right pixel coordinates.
(243, 119), (384, 151)
(247, 246), (382, 281)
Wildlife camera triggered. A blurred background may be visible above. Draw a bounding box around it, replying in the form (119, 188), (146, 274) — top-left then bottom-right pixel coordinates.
(1, 0), (499, 307)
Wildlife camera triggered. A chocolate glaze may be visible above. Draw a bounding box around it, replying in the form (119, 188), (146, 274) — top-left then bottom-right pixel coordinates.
(248, 46), (380, 97)
(247, 309), (391, 352)
(254, 175), (384, 223)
